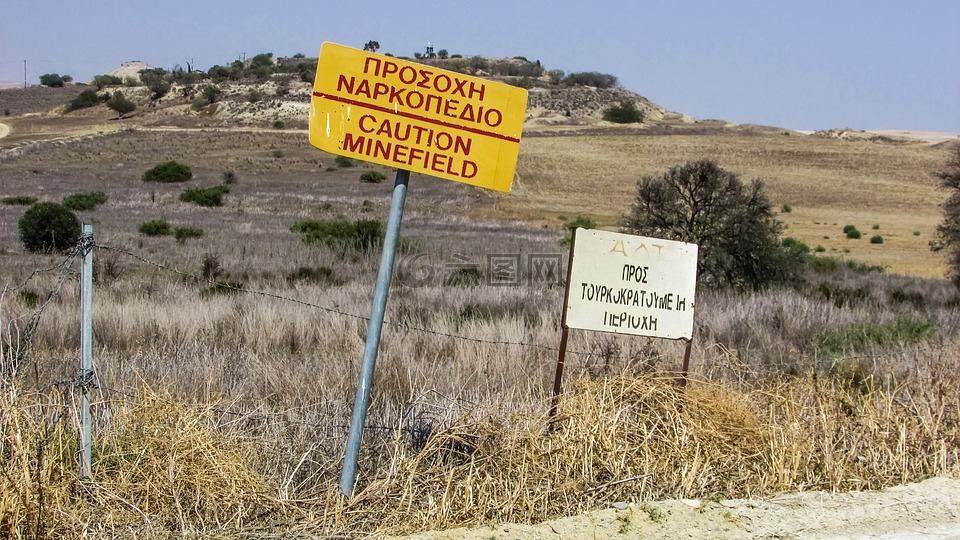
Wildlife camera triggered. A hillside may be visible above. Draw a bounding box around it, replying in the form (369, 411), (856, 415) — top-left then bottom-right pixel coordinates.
(0, 55), (957, 278)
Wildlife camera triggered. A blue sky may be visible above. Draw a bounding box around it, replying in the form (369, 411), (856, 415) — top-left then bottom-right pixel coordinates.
(2, 0), (958, 133)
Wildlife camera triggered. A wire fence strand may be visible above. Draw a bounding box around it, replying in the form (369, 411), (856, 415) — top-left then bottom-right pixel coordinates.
(95, 242), (593, 357)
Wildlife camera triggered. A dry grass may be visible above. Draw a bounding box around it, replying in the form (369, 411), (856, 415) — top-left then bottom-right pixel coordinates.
(4, 363), (956, 537)
(3, 228), (959, 536)
(509, 133), (953, 277)
(1, 105), (959, 536)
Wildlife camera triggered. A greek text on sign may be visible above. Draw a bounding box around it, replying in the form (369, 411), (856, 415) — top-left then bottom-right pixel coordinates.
(565, 229), (699, 339)
(309, 42), (528, 192)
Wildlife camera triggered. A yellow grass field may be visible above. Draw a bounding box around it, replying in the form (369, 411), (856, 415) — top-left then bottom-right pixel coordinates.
(504, 130), (953, 278)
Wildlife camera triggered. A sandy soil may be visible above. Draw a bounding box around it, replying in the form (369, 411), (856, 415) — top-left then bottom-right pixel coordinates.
(385, 476), (960, 540)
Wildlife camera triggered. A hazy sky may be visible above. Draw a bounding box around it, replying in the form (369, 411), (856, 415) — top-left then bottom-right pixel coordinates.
(2, 0), (958, 133)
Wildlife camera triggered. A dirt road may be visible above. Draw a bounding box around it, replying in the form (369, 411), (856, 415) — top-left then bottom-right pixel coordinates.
(387, 476), (960, 539)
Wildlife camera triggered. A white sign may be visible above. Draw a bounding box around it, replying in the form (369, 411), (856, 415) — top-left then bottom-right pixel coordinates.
(565, 229), (699, 339)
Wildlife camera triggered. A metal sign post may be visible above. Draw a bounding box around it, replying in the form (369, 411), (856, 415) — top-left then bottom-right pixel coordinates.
(308, 42), (528, 497)
(79, 224), (94, 480)
(339, 169), (409, 496)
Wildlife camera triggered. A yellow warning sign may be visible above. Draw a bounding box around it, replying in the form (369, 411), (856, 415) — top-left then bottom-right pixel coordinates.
(309, 42), (528, 192)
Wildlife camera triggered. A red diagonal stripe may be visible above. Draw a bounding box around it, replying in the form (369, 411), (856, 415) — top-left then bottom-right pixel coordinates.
(312, 91), (521, 144)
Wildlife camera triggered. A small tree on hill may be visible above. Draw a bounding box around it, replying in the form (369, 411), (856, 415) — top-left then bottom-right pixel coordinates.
(92, 74), (122, 90)
(621, 159), (805, 291)
(201, 84), (221, 104)
(363, 40), (380, 53)
(39, 73), (65, 87)
(931, 144), (960, 289)
(139, 68), (171, 99)
(106, 91), (136, 119)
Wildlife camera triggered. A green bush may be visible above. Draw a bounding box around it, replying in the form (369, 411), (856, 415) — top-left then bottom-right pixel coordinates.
(272, 120), (285, 129)
(18, 202), (81, 253)
(62, 191), (108, 211)
(142, 161), (192, 183)
(561, 214), (597, 246)
(271, 149), (284, 158)
(335, 155), (355, 168)
(174, 226), (205, 243)
(138, 219), (173, 236)
(39, 73), (65, 87)
(201, 84), (221, 104)
(809, 256), (885, 274)
(65, 90), (106, 112)
(2, 195), (39, 206)
(870, 235), (884, 244)
(179, 185), (230, 207)
(816, 316), (933, 360)
(106, 91), (136, 119)
(360, 171), (387, 184)
(562, 72), (618, 88)
(92, 74), (123, 89)
(601, 101), (644, 124)
(843, 225), (862, 239)
(290, 217), (384, 251)
(17, 289), (41, 308)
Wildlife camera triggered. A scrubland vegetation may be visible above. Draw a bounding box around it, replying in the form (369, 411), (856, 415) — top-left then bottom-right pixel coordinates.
(1, 66), (959, 536)
(2, 150), (958, 536)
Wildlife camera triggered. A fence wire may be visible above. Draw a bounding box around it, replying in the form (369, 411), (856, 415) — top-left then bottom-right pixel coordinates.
(95, 241), (592, 357)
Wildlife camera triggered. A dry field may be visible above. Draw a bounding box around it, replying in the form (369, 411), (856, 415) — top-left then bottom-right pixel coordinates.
(1, 84), (959, 538)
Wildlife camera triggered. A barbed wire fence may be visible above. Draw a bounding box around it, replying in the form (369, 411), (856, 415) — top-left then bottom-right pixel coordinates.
(3, 229), (919, 476)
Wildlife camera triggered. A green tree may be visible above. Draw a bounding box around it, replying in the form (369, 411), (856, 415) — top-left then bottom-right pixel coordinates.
(621, 159), (805, 291)
(92, 74), (122, 90)
(931, 144), (960, 289)
(139, 68), (171, 99)
(602, 100), (644, 124)
(208, 65), (230, 82)
(562, 72), (618, 89)
(363, 40), (381, 53)
(39, 73), (65, 87)
(201, 84), (221, 104)
(18, 202), (81, 253)
(106, 91), (136, 119)
(65, 89), (106, 112)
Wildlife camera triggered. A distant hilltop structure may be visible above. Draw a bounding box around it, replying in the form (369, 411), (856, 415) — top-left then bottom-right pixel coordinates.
(106, 61), (152, 83)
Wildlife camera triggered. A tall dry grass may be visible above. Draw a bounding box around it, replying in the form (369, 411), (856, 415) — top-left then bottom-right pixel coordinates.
(1, 127), (958, 536)
(2, 223), (958, 536)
